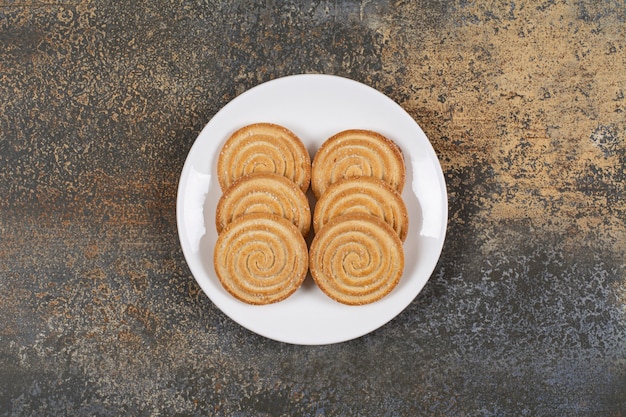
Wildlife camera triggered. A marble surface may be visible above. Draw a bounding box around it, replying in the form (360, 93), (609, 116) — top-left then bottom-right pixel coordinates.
(1, 1), (624, 415)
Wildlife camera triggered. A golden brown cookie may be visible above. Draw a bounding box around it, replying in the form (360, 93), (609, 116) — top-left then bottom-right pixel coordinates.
(309, 213), (404, 305)
(310, 129), (405, 198)
(215, 173), (311, 237)
(217, 123), (311, 193)
(313, 176), (408, 242)
(213, 213), (308, 305)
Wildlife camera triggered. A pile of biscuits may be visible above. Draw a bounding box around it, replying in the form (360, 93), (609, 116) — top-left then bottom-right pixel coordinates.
(213, 123), (408, 306)
(213, 123), (311, 305)
(309, 130), (408, 305)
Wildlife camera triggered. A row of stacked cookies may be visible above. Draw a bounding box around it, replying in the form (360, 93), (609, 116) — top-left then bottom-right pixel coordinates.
(213, 123), (312, 305)
(309, 130), (408, 305)
(213, 123), (408, 306)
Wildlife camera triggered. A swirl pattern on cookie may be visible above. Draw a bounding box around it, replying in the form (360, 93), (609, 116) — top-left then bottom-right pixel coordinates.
(214, 213), (308, 305)
(218, 123), (311, 193)
(216, 173), (311, 237)
(313, 176), (408, 242)
(309, 213), (404, 305)
(311, 130), (405, 198)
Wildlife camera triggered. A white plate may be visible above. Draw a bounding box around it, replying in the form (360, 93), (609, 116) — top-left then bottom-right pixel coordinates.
(177, 74), (447, 345)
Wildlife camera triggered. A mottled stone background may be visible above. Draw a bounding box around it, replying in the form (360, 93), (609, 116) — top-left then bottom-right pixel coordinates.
(1, 0), (624, 415)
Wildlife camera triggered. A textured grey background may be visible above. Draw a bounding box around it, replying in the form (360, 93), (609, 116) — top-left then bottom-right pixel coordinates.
(1, 1), (625, 416)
